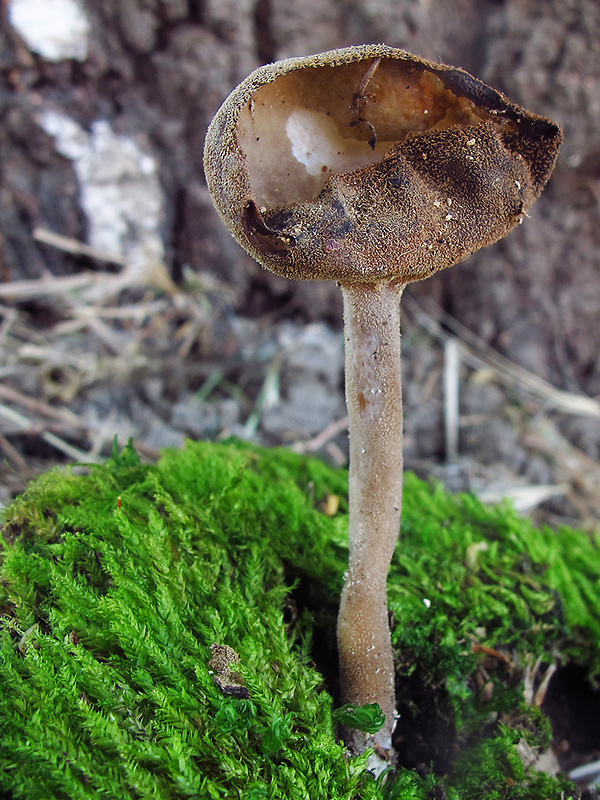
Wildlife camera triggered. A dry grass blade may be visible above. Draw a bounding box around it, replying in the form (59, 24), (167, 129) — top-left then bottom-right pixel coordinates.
(569, 758), (600, 787)
(404, 295), (600, 528)
(291, 415), (350, 454)
(0, 431), (28, 470)
(0, 230), (217, 493)
(0, 384), (82, 427)
(525, 418), (600, 528)
(405, 295), (600, 419)
(33, 227), (127, 266)
(443, 337), (460, 463)
(41, 432), (101, 463)
(477, 484), (569, 512)
(0, 273), (99, 301)
(0, 400), (98, 463)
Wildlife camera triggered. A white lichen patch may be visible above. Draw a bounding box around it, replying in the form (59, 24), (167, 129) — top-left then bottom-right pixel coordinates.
(9, 0), (90, 61)
(40, 110), (165, 270)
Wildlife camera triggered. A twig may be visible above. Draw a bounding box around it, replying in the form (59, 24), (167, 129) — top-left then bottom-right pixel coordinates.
(57, 300), (168, 323)
(0, 400), (98, 462)
(33, 227), (127, 266)
(0, 384), (82, 427)
(41, 431), (100, 463)
(0, 431), (28, 470)
(325, 440), (347, 467)
(570, 758), (600, 787)
(291, 415), (349, 454)
(0, 273), (99, 300)
(243, 361), (281, 438)
(477, 484), (568, 512)
(0, 402), (35, 430)
(524, 418), (600, 524)
(0, 304), (19, 342)
(443, 337), (460, 463)
(404, 295), (600, 419)
(84, 316), (131, 356)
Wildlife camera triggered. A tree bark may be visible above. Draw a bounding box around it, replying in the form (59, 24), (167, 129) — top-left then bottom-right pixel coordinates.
(2, 0), (599, 396)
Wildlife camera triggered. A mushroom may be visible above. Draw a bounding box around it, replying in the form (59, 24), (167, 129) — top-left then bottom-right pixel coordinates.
(203, 45), (562, 767)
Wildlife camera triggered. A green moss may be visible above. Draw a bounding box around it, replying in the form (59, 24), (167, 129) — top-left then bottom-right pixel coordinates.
(1, 439), (599, 799)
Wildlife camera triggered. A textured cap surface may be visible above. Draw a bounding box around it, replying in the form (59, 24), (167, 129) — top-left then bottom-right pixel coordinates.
(204, 45), (562, 284)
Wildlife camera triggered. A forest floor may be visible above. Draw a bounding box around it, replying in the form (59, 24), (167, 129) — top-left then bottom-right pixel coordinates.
(2, 238), (600, 797)
(2, 237), (600, 535)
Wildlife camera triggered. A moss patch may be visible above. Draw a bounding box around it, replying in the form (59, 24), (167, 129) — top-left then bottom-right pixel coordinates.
(1, 439), (599, 799)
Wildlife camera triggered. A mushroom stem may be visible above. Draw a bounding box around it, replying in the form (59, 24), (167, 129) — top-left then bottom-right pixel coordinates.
(337, 279), (405, 761)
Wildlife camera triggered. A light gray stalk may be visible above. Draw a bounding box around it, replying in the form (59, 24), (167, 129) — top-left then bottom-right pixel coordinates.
(337, 280), (405, 760)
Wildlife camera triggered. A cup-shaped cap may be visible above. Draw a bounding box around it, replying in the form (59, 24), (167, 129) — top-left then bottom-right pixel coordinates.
(204, 45), (562, 284)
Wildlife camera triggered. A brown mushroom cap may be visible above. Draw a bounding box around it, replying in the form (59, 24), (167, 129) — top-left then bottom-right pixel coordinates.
(204, 44), (562, 284)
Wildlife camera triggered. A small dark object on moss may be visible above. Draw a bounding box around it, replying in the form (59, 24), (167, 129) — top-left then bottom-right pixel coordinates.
(209, 642), (250, 698)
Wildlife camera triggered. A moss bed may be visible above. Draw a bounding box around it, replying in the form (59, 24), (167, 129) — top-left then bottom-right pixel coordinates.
(1, 439), (600, 799)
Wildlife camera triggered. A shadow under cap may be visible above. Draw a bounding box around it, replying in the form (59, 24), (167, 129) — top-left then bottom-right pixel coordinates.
(204, 44), (562, 286)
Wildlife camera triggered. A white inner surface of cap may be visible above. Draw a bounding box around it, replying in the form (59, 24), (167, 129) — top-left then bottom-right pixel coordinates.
(238, 102), (394, 208)
(285, 108), (388, 177)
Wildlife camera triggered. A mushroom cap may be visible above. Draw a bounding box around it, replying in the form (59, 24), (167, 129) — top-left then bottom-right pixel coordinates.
(204, 45), (562, 284)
